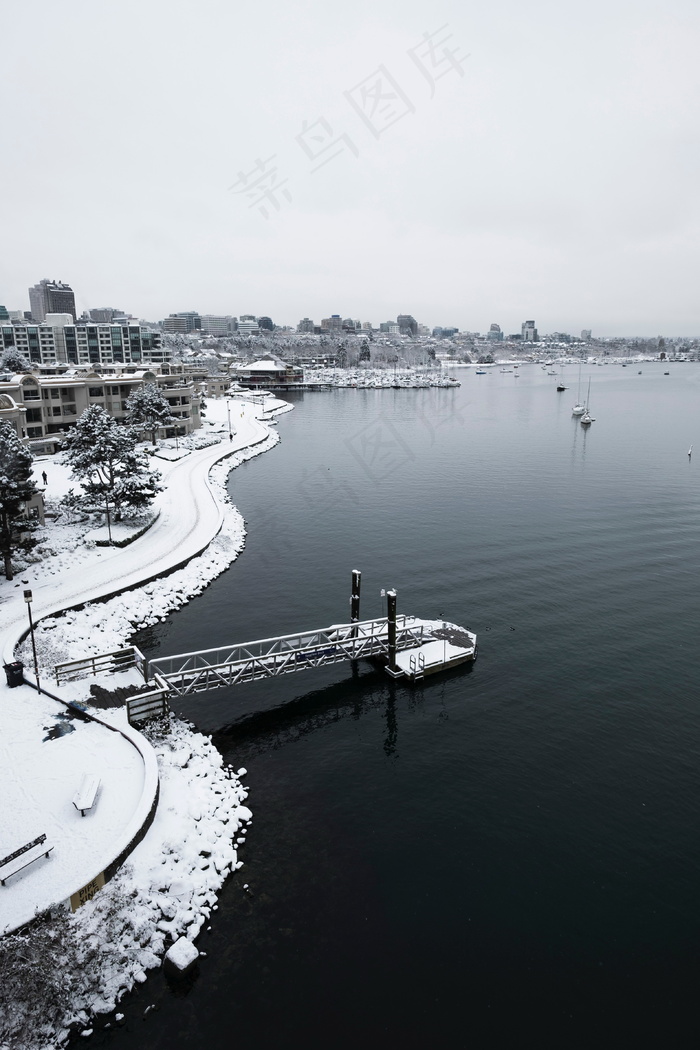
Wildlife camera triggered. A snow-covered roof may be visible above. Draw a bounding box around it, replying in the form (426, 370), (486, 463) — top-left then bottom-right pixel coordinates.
(237, 359), (286, 372)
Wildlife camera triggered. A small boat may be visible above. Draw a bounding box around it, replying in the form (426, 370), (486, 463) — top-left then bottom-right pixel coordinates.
(572, 361), (585, 414)
(664, 371), (670, 375)
(475, 369), (487, 375)
(689, 445), (693, 457)
(580, 379), (594, 426)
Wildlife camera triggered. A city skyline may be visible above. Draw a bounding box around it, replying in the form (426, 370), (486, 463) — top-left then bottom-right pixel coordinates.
(2, 0), (699, 336)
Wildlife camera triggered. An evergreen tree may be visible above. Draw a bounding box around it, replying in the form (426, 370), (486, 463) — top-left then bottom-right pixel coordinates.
(125, 383), (178, 445)
(0, 421), (39, 580)
(0, 348), (30, 373)
(62, 406), (160, 524)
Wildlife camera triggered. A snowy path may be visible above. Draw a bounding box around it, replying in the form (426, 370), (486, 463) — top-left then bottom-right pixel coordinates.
(0, 400), (270, 667)
(0, 397), (282, 933)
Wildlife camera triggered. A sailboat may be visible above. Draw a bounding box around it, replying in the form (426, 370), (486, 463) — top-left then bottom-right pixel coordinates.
(556, 366), (567, 392)
(580, 379), (594, 426)
(572, 361), (585, 415)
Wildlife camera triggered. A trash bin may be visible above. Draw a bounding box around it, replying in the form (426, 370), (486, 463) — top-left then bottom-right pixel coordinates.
(4, 661), (24, 688)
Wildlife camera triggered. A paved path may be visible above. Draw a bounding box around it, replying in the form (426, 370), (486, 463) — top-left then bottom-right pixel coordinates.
(0, 398), (281, 931)
(0, 400), (271, 667)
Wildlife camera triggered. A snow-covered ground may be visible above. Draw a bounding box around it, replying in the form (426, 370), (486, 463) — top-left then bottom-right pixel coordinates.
(0, 395), (289, 1048)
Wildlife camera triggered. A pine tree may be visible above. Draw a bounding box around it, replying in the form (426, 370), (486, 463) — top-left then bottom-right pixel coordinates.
(125, 384), (178, 445)
(62, 406), (161, 526)
(0, 421), (39, 580)
(0, 348), (30, 373)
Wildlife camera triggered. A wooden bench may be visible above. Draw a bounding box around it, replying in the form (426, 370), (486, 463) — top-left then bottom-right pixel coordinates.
(73, 774), (101, 817)
(0, 834), (54, 885)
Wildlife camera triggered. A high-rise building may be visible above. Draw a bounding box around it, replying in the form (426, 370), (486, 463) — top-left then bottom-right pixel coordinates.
(297, 318), (315, 333)
(521, 320), (538, 342)
(28, 279), (77, 322)
(487, 323), (504, 342)
(397, 314), (418, 336)
(581, 329), (592, 341)
(321, 315), (342, 332)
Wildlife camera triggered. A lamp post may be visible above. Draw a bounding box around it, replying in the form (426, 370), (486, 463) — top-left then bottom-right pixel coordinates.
(227, 400), (232, 441)
(24, 589), (41, 695)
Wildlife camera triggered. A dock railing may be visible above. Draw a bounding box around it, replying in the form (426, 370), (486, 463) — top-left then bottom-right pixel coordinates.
(55, 645), (147, 686)
(147, 615), (425, 696)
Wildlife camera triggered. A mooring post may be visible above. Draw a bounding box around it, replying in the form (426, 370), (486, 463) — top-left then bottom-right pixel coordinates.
(351, 569), (361, 623)
(386, 588), (398, 674)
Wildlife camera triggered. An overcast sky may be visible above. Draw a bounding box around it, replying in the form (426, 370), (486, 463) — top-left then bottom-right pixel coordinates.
(2, 0), (699, 335)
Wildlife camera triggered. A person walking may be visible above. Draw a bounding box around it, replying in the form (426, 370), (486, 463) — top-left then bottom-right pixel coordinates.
(41, 470), (48, 486)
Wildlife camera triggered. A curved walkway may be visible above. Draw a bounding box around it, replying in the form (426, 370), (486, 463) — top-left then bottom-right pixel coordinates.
(0, 399), (279, 933)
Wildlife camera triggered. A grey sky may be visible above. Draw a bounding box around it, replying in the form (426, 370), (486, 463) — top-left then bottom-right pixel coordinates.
(2, 0), (699, 335)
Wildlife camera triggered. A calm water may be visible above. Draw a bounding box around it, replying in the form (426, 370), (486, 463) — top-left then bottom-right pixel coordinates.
(94, 363), (700, 1048)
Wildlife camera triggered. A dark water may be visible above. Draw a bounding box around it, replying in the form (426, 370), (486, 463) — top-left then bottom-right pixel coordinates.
(94, 363), (700, 1048)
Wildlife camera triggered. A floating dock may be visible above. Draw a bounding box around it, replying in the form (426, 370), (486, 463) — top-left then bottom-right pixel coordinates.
(53, 571), (477, 711)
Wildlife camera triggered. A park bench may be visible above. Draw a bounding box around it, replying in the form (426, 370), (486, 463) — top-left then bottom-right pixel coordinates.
(73, 773), (100, 817)
(0, 834), (53, 885)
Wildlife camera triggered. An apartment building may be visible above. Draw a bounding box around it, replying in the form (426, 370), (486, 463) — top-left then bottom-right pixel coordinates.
(0, 370), (201, 455)
(0, 322), (167, 367)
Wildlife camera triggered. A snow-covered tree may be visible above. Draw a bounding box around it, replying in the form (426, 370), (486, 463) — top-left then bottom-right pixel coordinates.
(125, 383), (178, 445)
(0, 347), (30, 373)
(0, 421), (39, 580)
(62, 406), (160, 523)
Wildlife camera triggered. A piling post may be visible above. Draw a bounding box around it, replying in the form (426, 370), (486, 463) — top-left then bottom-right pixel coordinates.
(351, 569), (361, 622)
(351, 569), (361, 639)
(386, 588), (398, 674)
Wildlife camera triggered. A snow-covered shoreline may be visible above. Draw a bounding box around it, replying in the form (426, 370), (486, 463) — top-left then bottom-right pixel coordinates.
(0, 396), (291, 1050)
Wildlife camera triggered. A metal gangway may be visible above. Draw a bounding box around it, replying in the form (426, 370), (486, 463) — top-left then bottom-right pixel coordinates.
(145, 612), (425, 697)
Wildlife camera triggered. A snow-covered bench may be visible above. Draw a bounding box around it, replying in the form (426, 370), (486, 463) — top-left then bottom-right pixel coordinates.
(0, 834), (54, 885)
(73, 774), (101, 817)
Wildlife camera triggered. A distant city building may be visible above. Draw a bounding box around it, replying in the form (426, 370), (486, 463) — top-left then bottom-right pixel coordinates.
(200, 315), (237, 336)
(581, 329), (592, 341)
(397, 314), (418, 336)
(1, 322), (165, 367)
(163, 312), (201, 333)
(90, 307), (123, 323)
(297, 317), (315, 334)
(237, 316), (260, 335)
(487, 323), (504, 342)
(321, 315), (343, 332)
(0, 305), (8, 321)
(28, 279), (77, 322)
(521, 320), (538, 342)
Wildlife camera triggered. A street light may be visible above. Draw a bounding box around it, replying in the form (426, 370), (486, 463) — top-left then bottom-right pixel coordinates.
(227, 400), (232, 442)
(24, 589), (41, 695)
